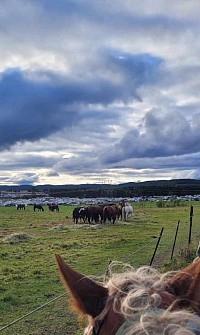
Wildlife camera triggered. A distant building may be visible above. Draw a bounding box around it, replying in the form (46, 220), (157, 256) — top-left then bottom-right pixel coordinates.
(0, 190), (47, 199)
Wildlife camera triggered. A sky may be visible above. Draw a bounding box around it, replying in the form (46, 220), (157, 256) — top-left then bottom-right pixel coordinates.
(1, 0), (200, 186)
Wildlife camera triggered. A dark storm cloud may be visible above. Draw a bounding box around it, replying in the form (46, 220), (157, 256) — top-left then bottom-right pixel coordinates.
(0, 52), (163, 150)
(50, 152), (200, 178)
(106, 52), (163, 101)
(50, 154), (100, 177)
(0, 69), (76, 149)
(36, 0), (94, 18)
(0, 152), (58, 170)
(110, 154), (200, 171)
(99, 112), (200, 164)
(110, 53), (163, 83)
(0, 69), (112, 149)
(11, 173), (40, 185)
(1, 0), (200, 184)
(34, 0), (191, 32)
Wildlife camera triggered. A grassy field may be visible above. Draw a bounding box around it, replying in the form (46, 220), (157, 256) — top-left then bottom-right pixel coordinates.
(0, 201), (200, 335)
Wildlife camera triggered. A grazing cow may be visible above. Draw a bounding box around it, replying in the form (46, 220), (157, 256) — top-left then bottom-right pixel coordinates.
(16, 204), (26, 210)
(113, 204), (122, 220)
(72, 207), (88, 224)
(33, 204), (44, 211)
(48, 204), (59, 212)
(103, 205), (118, 224)
(120, 201), (133, 221)
(87, 205), (104, 224)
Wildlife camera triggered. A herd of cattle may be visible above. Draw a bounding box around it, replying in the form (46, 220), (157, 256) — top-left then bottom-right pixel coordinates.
(16, 203), (59, 212)
(16, 201), (133, 224)
(72, 203), (130, 224)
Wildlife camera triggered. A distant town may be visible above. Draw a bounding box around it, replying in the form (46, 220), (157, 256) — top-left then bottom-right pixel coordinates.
(1, 178), (200, 206)
(0, 189), (47, 198)
(1, 178), (200, 197)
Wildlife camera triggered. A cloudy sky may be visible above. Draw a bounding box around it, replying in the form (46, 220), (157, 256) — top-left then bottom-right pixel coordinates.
(1, 0), (200, 186)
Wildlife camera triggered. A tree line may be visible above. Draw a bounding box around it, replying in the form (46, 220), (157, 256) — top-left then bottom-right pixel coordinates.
(47, 183), (200, 198)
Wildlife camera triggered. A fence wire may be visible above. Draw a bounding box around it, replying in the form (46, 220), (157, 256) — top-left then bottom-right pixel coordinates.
(1, 207), (200, 335)
(0, 294), (82, 335)
(0, 238), (158, 335)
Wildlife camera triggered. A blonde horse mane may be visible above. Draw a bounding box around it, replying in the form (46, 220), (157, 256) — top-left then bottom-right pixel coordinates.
(95, 262), (200, 334)
(56, 256), (200, 335)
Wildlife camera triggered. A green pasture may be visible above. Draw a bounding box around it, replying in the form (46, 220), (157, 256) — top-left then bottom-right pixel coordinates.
(0, 201), (200, 335)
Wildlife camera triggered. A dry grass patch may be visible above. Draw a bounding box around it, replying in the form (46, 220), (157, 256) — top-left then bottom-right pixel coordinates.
(2, 232), (31, 244)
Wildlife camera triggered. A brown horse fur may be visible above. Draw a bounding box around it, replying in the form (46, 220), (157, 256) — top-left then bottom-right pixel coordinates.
(55, 254), (108, 319)
(55, 255), (200, 334)
(165, 257), (200, 312)
(103, 205), (118, 224)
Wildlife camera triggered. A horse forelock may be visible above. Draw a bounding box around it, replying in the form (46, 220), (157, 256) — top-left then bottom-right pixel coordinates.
(86, 264), (200, 335)
(105, 269), (165, 312)
(56, 257), (200, 335)
(88, 265), (170, 323)
(84, 267), (179, 335)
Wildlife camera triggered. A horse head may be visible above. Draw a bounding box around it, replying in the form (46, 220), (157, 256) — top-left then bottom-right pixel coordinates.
(55, 255), (110, 332)
(55, 255), (200, 335)
(164, 258), (200, 312)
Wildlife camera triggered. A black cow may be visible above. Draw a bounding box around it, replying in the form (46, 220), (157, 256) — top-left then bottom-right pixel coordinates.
(33, 204), (44, 211)
(48, 204), (59, 212)
(16, 204), (26, 210)
(72, 207), (88, 224)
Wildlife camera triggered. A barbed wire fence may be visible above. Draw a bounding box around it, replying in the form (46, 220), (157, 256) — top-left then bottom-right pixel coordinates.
(0, 294), (79, 335)
(1, 206), (200, 335)
(0, 234), (164, 335)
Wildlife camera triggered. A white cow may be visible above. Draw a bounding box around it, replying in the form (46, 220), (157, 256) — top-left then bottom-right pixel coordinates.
(121, 202), (133, 221)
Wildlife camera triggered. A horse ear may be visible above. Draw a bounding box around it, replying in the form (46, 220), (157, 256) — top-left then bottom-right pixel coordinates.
(55, 254), (108, 318)
(166, 258), (200, 311)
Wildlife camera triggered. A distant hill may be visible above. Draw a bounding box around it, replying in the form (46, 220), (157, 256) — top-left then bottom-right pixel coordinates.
(1, 179), (200, 198)
(1, 179), (200, 191)
(0, 183), (113, 191)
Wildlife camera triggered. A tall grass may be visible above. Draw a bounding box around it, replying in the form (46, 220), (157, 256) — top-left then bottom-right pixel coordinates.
(0, 201), (200, 334)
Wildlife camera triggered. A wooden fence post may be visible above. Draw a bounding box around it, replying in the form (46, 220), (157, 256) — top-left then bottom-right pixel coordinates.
(188, 206), (193, 245)
(149, 227), (164, 266)
(170, 220), (180, 260)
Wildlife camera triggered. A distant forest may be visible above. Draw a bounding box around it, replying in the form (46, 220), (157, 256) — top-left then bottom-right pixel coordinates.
(1, 179), (200, 198)
(46, 179), (200, 198)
